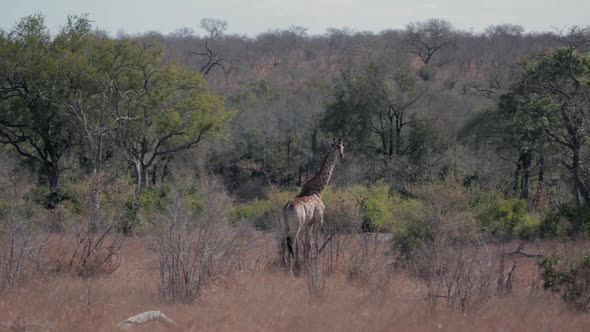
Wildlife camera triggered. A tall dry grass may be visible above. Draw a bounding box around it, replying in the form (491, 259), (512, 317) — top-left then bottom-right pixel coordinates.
(148, 178), (245, 303)
(1, 237), (589, 331)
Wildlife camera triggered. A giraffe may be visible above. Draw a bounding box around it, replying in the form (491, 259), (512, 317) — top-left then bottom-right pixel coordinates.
(279, 138), (344, 275)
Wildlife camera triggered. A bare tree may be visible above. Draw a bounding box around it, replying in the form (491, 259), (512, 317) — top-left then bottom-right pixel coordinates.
(200, 18), (228, 39)
(404, 19), (456, 65)
(191, 18), (234, 78)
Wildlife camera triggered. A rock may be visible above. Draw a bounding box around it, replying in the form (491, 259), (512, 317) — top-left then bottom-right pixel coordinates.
(118, 311), (176, 330)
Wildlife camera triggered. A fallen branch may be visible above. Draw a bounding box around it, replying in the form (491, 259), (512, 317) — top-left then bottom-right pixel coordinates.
(504, 241), (545, 258)
(506, 250), (545, 258)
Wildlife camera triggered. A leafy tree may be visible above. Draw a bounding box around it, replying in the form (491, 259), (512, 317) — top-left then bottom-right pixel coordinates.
(460, 95), (548, 204)
(321, 62), (427, 160)
(117, 60), (232, 190)
(507, 47), (590, 206)
(405, 115), (445, 181)
(47, 35), (149, 174)
(0, 14), (84, 191)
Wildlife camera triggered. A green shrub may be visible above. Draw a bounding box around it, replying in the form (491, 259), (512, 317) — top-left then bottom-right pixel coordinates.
(540, 204), (590, 238)
(24, 186), (81, 212)
(417, 64), (434, 81)
(119, 187), (163, 234)
(322, 185), (367, 234)
(230, 187), (295, 230)
(476, 194), (540, 241)
(18, 186), (77, 231)
(540, 253), (590, 311)
(230, 199), (273, 229)
(136, 187), (165, 213)
(358, 184), (422, 232)
(392, 178), (478, 260)
(362, 184), (392, 231)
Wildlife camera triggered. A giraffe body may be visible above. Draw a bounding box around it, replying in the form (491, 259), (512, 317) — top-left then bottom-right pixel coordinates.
(279, 139), (344, 275)
(280, 194), (324, 273)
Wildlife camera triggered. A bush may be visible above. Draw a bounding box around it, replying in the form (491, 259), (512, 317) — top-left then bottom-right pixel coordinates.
(230, 187), (294, 230)
(120, 186), (168, 234)
(476, 194), (540, 241)
(540, 204), (590, 238)
(25, 186), (80, 210)
(0, 168), (45, 293)
(230, 199), (273, 229)
(24, 185), (81, 231)
(64, 173), (132, 277)
(540, 253), (590, 311)
(391, 177), (503, 313)
(361, 184), (423, 232)
(391, 178), (477, 261)
(149, 177), (244, 303)
(322, 185), (367, 234)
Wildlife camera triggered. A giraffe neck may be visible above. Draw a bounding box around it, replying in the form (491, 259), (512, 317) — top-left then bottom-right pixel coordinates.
(298, 150), (338, 196)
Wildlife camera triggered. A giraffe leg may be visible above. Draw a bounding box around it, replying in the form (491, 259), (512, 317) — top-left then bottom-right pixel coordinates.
(303, 224), (312, 269)
(291, 216), (305, 277)
(279, 238), (286, 268)
(308, 208), (325, 295)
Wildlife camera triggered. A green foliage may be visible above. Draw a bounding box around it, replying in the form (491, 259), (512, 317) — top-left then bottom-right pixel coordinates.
(321, 64), (383, 153)
(390, 177), (478, 260)
(0, 15), (233, 192)
(0, 194), (41, 232)
(24, 186), (81, 211)
(360, 184), (390, 230)
(229, 80), (280, 107)
(321, 185), (367, 234)
(417, 64), (434, 81)
(476, 194), (540, 240)
(230, 199), (273, 229)
(135, 188), (165, 214)
(230, 187), (295, 230)
(0, 14), (87, 190)
(130, 181), (214, 233)
(361, 184), (422, 232)
(540, 253), (590, 311)
(540, 205), (590, 238)
(505, 48), (590, 206)
(405, 115), (446, 181)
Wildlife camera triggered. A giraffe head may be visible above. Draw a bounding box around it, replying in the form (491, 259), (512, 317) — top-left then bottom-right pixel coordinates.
(332, 138), (344, 159)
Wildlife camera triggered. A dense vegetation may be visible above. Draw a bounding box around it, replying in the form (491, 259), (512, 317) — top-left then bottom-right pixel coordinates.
(1, 13), (590, 313)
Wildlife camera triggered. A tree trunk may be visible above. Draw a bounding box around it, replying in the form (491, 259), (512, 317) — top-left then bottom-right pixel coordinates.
(512, 157), (523, 198)
(532, 154), (547, 211)
(395, 112), (403, 156)
(572, 146), (590, 207)
(521, 152), (532, 202)
(134, 160), (149, 192)
(47, 164), (60, 192)
(94, 134), (104, 174)
(286, 129), (292, 168)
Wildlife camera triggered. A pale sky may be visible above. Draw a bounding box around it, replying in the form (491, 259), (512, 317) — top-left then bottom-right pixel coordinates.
(1, 0), (589, 36)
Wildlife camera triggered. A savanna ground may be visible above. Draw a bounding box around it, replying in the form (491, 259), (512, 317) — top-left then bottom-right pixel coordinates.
(1, 232), (589, 332)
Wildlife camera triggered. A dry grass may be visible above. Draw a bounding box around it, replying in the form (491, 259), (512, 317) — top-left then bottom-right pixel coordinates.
(0, 235), (589, 332)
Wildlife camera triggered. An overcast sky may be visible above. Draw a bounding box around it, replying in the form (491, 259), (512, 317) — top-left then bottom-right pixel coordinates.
(1, 0), (589, 36)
